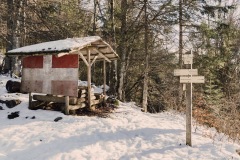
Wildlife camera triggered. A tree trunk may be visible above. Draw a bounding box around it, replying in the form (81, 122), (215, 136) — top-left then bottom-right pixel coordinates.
(6, 0), (24, 77)
(177, 0), (184, 110)
(6, 0), (14, 75)
(20, 0), (27, 46)
(118, 0), (127, 101)
(12, 0), (23, 77)
(93, 0), (97, 35)
(7, 0), (14, 51)
(91, 0), (98, 83)
(142, 0), (149, 113)
(109, 0), (118, 96)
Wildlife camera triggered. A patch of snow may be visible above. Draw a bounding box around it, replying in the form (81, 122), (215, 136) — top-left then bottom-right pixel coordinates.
(7, 36), (101, 54)
(0, 75), (239, 160)
(78, 80), (109, 94)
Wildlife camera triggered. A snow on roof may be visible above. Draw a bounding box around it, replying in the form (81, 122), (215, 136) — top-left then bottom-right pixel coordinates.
(7, 36), (101, 54)
(6, 36), (118, 61)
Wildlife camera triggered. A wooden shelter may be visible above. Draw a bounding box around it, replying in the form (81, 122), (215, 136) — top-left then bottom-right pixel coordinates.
(6, 36), (118, 114)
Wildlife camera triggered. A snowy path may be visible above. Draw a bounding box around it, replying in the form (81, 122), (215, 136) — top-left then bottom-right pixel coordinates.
(0, 75), (239, 160)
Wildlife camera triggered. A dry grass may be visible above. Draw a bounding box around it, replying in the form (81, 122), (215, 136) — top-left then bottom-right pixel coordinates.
(193, 94), (240, 143)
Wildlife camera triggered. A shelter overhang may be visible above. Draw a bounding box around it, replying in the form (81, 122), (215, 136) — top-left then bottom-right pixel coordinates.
(6, 36), (118, 62)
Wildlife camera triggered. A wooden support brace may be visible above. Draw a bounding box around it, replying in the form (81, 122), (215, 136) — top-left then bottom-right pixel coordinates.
(79, 51), (89, 67)
(91, 55), (99, 66)
(93, 49), (111, 62)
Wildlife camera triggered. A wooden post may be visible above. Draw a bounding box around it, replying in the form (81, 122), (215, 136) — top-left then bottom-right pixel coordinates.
(175, 51), (204, 147)
(103, 60), (106, 95)
(29, 92), (32, 109)
(186, 54), (193, 146)
(65, 96), (69, 115)
(87, 47), (93, 110)
(186, 81), (192, 146)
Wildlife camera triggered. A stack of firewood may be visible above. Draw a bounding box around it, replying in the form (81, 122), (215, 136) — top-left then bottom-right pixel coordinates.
(77, 86), (104, 108)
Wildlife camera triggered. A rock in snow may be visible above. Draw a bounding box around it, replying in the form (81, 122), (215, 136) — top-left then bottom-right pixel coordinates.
(54, 117), (63, 122)
(7, 111), (19, 119)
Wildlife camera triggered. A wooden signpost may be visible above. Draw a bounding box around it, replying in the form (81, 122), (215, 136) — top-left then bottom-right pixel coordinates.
(174, 51), (204, 146)
(180, 76), (204, 83)
(183, 54), (193, 64)
(174, 69), (198, 76)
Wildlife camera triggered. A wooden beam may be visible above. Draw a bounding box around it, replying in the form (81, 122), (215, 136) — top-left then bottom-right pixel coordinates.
(69, 103), (86, 110)
(93, 48), (111, 62)
(90, 54), (99, 66)
(91, 99), (102, 105)
(91, 45), (108, 48)
(103, 60), (106, 95)
(57, 52), (69, 57)
(79, 51), (89, 67)
(79, 47), (117, 61)
(32, 95), (77, 105)
(87, 47), (93, 110)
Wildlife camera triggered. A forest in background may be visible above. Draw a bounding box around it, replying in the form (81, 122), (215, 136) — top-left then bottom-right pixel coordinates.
(0, 0), (240, 141)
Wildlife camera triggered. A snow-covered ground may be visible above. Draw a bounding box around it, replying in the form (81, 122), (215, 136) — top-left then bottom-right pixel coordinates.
(0, 75), (239, 160)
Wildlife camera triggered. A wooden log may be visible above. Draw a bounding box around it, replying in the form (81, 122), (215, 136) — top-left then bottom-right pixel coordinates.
(91, 96), (96, 100)
(65, 96), (69, 115)
(94, 93), (104, 100)
(78, 87), (94, 97)
(79, 87), (94, 92)
(78, 89), (87, 95)
(84, 95), (96, 100)
(88, 99), (102, 105)
(69, 103), (86, 110)
(78, 86), (88, 90)
(79, 92), (95, 98)
(90, 92), (95, 96)
(29, 92), (32, 109)
(6, 80), (21, 93)
(76, 97), (86, 104)
(28, 100), (47, 110)
(79, 93), (87, 98)
(32, 95), (78, 105)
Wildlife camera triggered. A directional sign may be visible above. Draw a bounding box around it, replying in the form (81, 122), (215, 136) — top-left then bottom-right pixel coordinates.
(174, 69), (198, 76)
(180, 76), (204, 83)
(183, 54), (193, 64)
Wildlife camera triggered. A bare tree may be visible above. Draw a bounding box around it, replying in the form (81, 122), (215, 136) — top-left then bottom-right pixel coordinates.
(108, 0), (117, 96)
(118, 0), (127, 101)
(142, 0), (149, 112)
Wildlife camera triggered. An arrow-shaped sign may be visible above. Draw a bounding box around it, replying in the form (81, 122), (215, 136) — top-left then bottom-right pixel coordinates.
(180, 76), (204, 83)
(174, 69), (198, 76)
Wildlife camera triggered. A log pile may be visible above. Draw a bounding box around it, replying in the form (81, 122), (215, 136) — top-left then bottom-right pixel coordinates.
(76, 86), (104, 109)
(30, 86), (105, 114)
